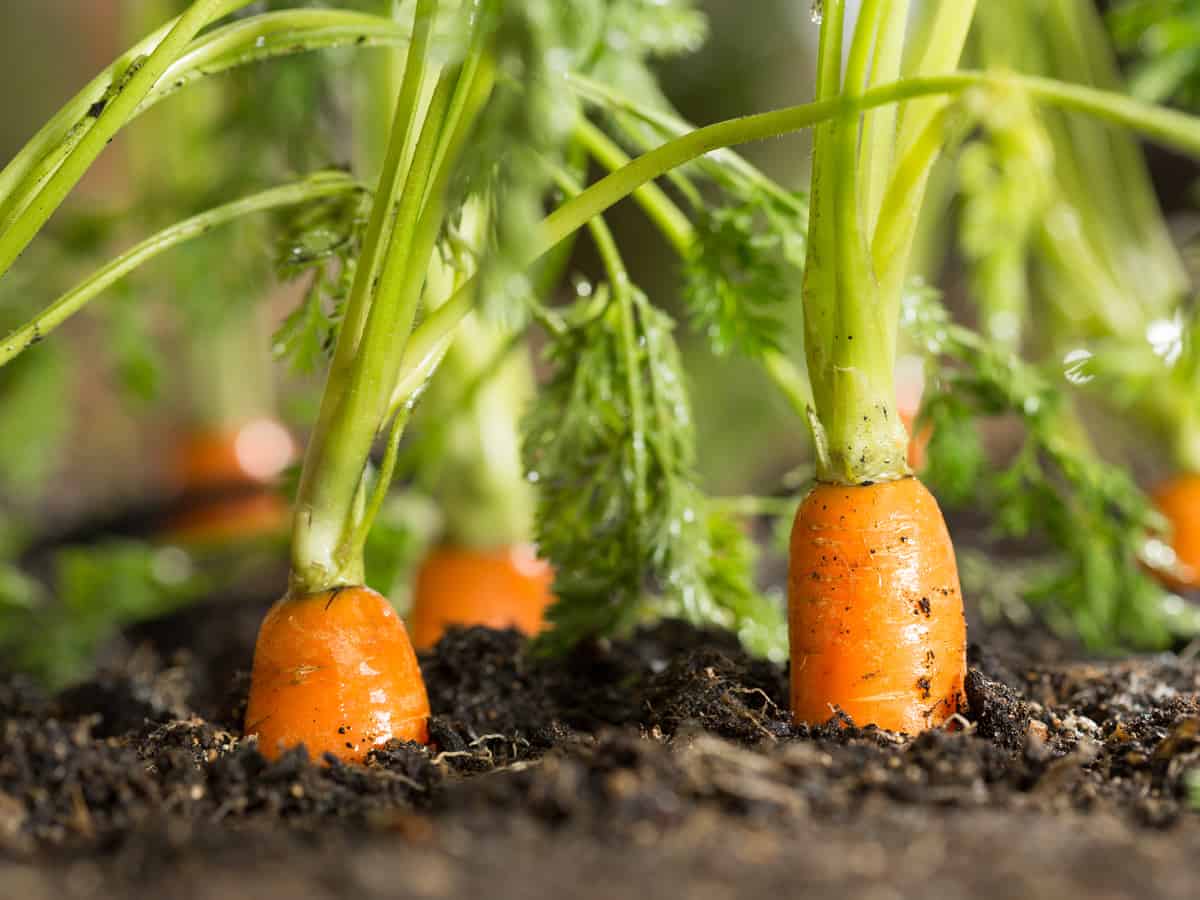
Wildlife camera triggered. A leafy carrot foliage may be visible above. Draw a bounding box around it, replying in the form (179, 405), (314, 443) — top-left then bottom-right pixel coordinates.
(524, 285), (781, 652)
(908, 285), (1197, 649)
(682, 179), (808, 358)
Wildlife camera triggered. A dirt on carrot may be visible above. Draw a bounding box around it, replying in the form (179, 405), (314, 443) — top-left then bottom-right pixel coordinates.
(788, 478), (967, 733)
(244, 586), (430, 762)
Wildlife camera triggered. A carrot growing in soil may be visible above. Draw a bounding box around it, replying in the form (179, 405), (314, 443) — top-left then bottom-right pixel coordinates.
(406, 317), (554, 650)
(563, 7), (965, 712)
(247, 0), (616, 760)
(244, 0), (482, 761)
(786, 0), (975, 732)
(9, 0), (1200, 741)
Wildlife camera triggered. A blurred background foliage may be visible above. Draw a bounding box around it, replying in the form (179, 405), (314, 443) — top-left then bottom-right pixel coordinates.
(0, 0), (812, 513)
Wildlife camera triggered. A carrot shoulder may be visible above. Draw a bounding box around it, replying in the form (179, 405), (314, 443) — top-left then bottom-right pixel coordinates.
(244, 586), (430, 762)
(408, 543), (554, 650)
(788, 478), (966, 733)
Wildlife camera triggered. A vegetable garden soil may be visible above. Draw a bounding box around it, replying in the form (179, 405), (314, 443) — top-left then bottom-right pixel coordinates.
(2, 598), (1199, 899)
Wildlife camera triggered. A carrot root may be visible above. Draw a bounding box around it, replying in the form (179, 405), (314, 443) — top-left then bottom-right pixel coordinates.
(408, 543), (555, 650)
(788, 477), (966, 734)
(244, 586), (430, 763)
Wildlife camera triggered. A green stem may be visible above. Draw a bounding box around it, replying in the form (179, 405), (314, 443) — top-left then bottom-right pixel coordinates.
(573, 118), (694, 253)
(0, 0), (236, 280)
(393, 69), (1200, 397)
(0, 172), (361, 367)
(802, 0), (909, 483)
(566, 74), (800, 212)
(326, 4), (436, 387)
(142, 11), (410, 114)
(861, 0), (911, 235)
(291, 0), (445, 593)
(0, 0), (256, 207)
(292, 1), (499, 594)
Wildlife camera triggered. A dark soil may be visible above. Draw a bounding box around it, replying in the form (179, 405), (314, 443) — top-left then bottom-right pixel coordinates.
(1, 600), (1198, 899)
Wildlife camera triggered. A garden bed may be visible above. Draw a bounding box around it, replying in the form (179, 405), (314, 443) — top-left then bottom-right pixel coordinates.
(0, 597), (1197, 899)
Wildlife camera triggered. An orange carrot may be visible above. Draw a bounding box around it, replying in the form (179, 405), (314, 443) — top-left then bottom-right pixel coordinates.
(407, 543), (554, 650)
(165, 492), (292, 544)
(1152, 474), (1200, 590)
(244, 586), (430, 763)
(164, 418), (297, 543)
(171, 418), (297, 489)
(788, 478), (966, 733)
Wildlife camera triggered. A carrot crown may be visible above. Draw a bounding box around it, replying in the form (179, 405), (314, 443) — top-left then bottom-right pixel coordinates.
(803, 0), (975, 485)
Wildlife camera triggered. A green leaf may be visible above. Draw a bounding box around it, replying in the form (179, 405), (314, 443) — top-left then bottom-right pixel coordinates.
(682, 182), (808, 357)
(907, 285), (1188, 650)
(526, 290), (710, 649)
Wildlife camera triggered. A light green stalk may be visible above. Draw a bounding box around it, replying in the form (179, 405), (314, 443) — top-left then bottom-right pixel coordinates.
(0, 173), (361, 366)
(291, 0), (499, 593)
(974, 0), (1197, 470)
(802, 0), (975, 483)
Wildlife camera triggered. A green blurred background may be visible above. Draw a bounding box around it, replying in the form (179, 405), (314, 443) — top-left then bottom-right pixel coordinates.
(0, 0), (817, 527)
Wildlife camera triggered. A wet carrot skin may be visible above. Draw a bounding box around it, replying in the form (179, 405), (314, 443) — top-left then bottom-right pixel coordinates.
(408, 543), (555, 651)
(244, 586), (430, 764)
(788, 477), (966, 734)
(1152, 474), (1200, 590)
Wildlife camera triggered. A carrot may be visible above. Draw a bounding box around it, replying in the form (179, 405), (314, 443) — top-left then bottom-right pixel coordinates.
(244, 585), (430, 763)
(170, 418), (297, 490)
(164, 418), (296, 543)
(1152, 475), (1200, 590)
(786, 0), (972, 732)
(408, 543), (554, 650)
(789, 478), (966, 732)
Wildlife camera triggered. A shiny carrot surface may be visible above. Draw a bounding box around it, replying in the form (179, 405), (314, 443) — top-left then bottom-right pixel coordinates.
(788, 477), (966, 733)
(245, 586), (430, 763)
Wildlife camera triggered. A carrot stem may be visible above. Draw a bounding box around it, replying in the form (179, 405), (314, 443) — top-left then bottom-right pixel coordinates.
(291, 0), (445, 593)
(291, 0), (497, 595)
(0, 0), (238, 280)
(0, 173), (362, 367)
